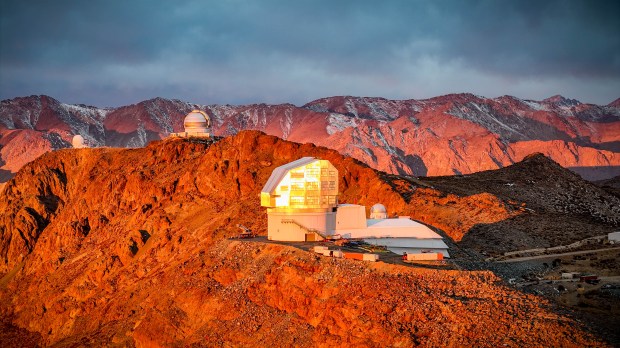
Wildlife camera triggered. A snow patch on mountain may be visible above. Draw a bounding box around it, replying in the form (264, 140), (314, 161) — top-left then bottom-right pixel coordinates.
(372, 128), (397, 156)
(326, 113), (357, 135)
(208, 105), (237, 128)
(280, 109), (293, 139)
(344, 100), (359, 117)
(303, 103), (328, 113)
(61, 103), (110, 121)
(522, 100), (547, 111)
(367, 100), (397, 121)
(127, 124), (147, 148)
(448, 102), (527, 140)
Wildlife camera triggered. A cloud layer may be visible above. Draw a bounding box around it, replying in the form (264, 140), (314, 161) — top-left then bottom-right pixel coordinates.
(1, 0), (619, 106)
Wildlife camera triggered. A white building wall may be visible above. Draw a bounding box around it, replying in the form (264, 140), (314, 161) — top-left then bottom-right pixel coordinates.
(387, 247), (450, 258)
(267, 211), (336, 241)
(335, 205), (367, 230)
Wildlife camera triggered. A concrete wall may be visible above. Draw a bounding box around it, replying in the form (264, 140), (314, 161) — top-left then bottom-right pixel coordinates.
(267, 211), (336, 241)
(335, 205), (367, 230)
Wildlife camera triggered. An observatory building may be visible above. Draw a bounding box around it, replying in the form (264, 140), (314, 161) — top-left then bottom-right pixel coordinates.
(261, 157), (339, 241)
(369, 203), (388, 219)
(72, 135), (88, 148)
(169, 110), (211, 138)
(261, 158), (450, 257)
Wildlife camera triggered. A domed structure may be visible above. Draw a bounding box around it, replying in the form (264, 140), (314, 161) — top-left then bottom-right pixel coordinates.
(369, 203), (387, 219)
(72, 135), (87, 149)
(170, 110), (211, 138)
(184, 110), (210, 133)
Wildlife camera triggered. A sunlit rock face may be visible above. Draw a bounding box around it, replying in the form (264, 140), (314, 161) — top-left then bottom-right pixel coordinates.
(0, 131), (611, 346)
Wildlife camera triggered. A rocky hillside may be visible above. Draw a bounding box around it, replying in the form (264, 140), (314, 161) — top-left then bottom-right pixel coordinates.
(595, 175), (620, 198)
(411, 153), (620, 254)
(1, 93), (619, 184)
(0, 131), (610, 346)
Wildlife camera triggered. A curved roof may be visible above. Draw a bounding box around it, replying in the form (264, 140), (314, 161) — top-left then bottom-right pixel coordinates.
(338, 218), (443, 239)
(261, 157), (317, 194)
(184, 110), (210, 128)
(72, 135), (85, 148)
(370, 203), (387, 214)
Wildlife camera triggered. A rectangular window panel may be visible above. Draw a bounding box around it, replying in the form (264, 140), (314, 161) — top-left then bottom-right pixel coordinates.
(291, 183), (305, 190)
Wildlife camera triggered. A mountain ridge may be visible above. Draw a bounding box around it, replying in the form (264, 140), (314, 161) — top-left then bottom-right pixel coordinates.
(1, 93), (619, 184)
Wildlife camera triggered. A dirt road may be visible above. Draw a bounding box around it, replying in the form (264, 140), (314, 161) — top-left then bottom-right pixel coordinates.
(497, 247), (620, 263)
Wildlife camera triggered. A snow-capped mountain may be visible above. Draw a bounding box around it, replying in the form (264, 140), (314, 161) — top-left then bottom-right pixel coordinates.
(1, 93), (619, 183)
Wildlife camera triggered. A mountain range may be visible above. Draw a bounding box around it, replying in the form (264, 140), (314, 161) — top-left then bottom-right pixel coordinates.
(1, 93), (619, 186)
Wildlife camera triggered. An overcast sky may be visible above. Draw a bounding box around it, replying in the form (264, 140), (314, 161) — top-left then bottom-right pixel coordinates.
(1, 0), (619, 107)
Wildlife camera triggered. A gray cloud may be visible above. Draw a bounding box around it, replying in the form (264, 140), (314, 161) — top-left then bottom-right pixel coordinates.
(1, 0), (618, 106)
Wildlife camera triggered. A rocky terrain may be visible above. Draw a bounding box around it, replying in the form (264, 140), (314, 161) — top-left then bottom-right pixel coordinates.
(1, 93), (619, 185)
(409, 153), (620, 254)
(595, 175), (620, 198)
(1, 131), (615, 346)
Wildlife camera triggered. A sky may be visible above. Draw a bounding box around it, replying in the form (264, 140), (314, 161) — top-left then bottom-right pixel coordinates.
(1, 0), (619, 107)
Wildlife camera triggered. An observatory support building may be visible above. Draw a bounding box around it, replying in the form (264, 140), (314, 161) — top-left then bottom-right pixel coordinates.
(261, 157), (339, 241)
(261, 157), (450, 257)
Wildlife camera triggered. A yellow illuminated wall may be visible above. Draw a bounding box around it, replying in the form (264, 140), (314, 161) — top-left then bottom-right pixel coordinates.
(261, 159), (338, 210)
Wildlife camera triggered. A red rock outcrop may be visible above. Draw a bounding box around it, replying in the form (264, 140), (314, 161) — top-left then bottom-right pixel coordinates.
(0, 131), (609, 346)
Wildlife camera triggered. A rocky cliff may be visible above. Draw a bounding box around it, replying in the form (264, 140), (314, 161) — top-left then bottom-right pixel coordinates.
(1, 93), (619, 184)
(0, 131), (610, 346)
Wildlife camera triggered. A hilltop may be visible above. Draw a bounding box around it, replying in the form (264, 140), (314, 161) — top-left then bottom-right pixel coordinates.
(0, 131), (613, 346)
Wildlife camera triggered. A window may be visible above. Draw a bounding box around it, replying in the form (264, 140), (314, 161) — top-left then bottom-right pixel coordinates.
(291, 183), (305, 190)
(290, 196), (305, 205)
(306, 168), (319, 176)
(306, 197), (319, 205)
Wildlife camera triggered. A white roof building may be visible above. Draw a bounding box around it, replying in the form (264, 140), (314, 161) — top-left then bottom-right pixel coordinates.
(334, 205), (450, 257)
(260, 158), (449, 257)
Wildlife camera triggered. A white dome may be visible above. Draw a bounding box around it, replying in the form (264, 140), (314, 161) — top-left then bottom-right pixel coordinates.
(72, 135), (86, 148)
(183, 110), (210, 133)
(370, 203), (387, 219)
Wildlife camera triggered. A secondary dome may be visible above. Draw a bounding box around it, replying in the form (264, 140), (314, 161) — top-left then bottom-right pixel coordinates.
(184, 110), (210, 133)
(370, 203), (387, 219)
(72, 135), (86, 148)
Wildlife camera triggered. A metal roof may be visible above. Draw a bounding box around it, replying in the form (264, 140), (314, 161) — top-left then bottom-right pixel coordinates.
(336, 217), (443, 240)
(261, 157), (317, 194)
(364, 238), (449, 249)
